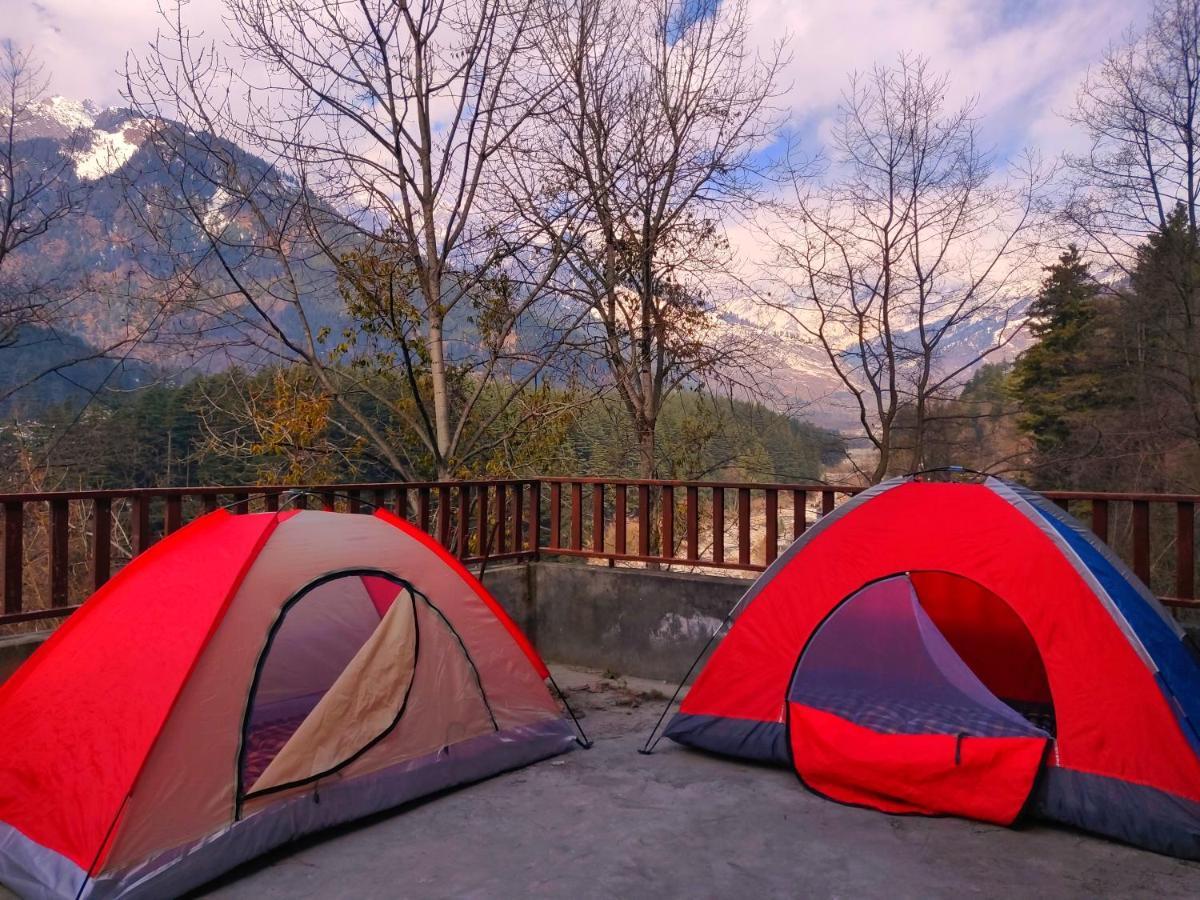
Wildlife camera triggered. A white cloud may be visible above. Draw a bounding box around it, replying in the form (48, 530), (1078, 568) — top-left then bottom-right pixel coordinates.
(10, 0), (233, 107)
(10, 0), (1149, 159)
(746, 0), (1149, 155)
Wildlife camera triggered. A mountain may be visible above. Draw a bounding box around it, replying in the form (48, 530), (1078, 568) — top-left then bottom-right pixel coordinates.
(3, 96), (1031, 431)
(4, 96), (344, 381)
(0, 328), (162, 420)
(716, 298), (1031, 430)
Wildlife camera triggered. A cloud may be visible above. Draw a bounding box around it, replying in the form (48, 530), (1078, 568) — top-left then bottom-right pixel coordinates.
(8, 0), (232, 107)
(11, 0), (1147, 160)
(746, 0), (1148, 157)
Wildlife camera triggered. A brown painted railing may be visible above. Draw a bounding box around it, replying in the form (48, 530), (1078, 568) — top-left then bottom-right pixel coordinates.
(1, 478), (1197, 628)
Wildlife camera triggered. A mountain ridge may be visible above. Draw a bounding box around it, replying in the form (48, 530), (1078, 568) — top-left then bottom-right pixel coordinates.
(3, 96), (1031, 430)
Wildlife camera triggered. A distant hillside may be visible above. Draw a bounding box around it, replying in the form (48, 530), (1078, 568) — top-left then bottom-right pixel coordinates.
(717, 297), (1032, 431)
(0, 329), (162, 420)
(4, 96), (345, 368)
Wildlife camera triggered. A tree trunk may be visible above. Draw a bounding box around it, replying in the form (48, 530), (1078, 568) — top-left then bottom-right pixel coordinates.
(637, 418), (655, 480)
(871, 434), (891, 485)
(428, 308), (453, 479)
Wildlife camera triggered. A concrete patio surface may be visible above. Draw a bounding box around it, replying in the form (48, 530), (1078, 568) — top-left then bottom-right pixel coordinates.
(185, 667), (1200, 900)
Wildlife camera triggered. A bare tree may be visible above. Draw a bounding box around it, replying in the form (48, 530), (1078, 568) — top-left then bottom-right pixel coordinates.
(125, 0), (579, 478)
(0, 41), (87, 350)
(1066, 0), (1200, 267)
(761, 56), (1049, 483)
(510, 0), (784, 478)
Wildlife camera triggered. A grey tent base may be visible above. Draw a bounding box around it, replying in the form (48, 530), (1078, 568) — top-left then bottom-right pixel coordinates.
(665, 711), (1200, 860)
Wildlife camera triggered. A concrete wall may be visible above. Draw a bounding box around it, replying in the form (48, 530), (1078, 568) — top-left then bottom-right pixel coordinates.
(484, 561), (752, 683)
(4, 562), (1198, 690)
(0, 633), (46, 684)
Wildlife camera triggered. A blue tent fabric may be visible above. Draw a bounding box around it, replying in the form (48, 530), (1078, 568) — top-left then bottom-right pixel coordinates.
(996, 482), (1200, 753)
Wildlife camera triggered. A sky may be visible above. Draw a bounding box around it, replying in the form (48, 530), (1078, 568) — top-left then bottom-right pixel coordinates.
(11, 0), (1150, 163)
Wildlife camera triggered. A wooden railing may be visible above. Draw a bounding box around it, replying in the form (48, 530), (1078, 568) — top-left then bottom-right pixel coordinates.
(1, 478), (1197, 628)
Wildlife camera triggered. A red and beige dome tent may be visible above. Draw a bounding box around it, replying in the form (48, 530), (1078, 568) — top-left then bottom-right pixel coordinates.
(0, 503), (583, 899)
(645, 473), (1200, 859)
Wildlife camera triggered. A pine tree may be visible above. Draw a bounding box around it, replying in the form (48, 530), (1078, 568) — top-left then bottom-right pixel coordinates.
(1010, 246), (1103, 452)
(1124, 204), (1200, 449)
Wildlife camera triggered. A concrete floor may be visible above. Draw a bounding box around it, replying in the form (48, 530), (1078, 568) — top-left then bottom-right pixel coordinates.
(189, 667), (1200, 900)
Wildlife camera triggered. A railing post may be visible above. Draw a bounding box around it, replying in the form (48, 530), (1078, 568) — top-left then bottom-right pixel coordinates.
(48, 498), (69, 608)
(132, 494), (152, 554)
(1133, 499), (1151, 585)
(437, 485), (452, 547)
(737, 487), (751, 566)
(418, 487), (431, 534)
(792, 489), (807, 540)
(2, 501), (21, 616)
(548, 482), (561, 550)
(165, 495), (183, 534)
(92, 497), (111, 592)
(592, 483), (605, 554)
(686, 485), (699, 562)
(1177, 501), (1195, 601)
(614, 485), (627, 555)
(457, 485), (471, 558)
(1091, 499), (1109, 541)
(570, 482), (583, 551)
(470, 487), (484, 556)
(712, 487), (724, 564)
(765, 489), (778, 564)
(511, 483), (524, 553)
(661, 485), (674, 560)
(496, 486), (508, 555)
(528, 481), (541, 557)
(637, 484), (650, 557)
(821, 490), (836, 517)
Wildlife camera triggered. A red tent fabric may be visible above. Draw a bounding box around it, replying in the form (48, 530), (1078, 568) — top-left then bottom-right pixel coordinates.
(666, 477), (1200, 858)
(0, 511), (279, 872)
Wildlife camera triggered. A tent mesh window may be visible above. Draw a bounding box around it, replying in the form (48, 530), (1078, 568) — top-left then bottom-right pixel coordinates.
(788, 575), (1051, 739)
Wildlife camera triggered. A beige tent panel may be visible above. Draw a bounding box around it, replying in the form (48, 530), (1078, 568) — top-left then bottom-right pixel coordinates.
(249, 590), (418, 795)
(340, 598), (498, 779)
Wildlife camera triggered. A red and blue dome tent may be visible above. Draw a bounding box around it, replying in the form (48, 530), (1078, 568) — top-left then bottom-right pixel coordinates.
(650, 474), (1200, 858)
(0, 502), (584, 899)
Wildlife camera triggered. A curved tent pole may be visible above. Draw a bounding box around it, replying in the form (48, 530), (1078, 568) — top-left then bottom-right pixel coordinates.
(638, 609), (736, 755)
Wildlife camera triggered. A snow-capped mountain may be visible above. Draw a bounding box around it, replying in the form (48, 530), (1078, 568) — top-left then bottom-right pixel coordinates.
(716, 297), (1031, 429)
(15, 96), (154, 181)
(4, 97), (1033, 429)
(2, 95), (335, 390)
(14, 96), (100, 141)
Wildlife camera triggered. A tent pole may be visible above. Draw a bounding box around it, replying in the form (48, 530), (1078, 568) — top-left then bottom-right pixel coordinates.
(638, 610), (735, 755)
(546, 672), (592, 749)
